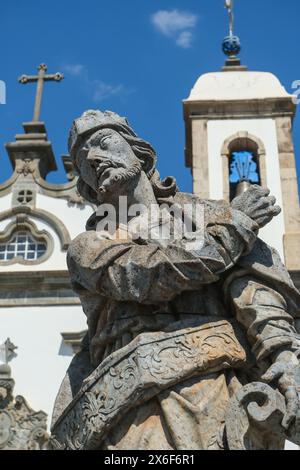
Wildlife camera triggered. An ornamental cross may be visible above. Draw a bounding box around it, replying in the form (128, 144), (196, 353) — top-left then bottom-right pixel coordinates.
(18, 63), (64, 122)
(0, 338), (17, 364)
(225, 0), (234, 36)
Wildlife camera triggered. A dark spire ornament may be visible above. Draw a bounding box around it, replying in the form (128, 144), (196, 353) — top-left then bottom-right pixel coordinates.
(222, 1), (247, 71)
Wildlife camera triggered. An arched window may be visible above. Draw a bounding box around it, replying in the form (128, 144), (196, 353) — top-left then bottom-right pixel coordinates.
(229, 150), (261, 200)
(221, 132), (267, 202)
(0, 232), (47, 262)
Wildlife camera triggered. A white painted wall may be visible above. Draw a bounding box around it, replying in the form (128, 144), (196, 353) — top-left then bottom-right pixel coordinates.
(0, 192), (93, 242)
(0, 305), (87, 429)
(36, 194), (93, 240)
(207, 118), (285, 260)
(0, 193), (12, 211)
(0, 193), (93, 429)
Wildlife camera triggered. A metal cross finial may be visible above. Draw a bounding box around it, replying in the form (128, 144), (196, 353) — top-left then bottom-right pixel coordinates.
(225, 0), (234, 36)
(0, 339), (17, 365)
(18, 63), (64, 122)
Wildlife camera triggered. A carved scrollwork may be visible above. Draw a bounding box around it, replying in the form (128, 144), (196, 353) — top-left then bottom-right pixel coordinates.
(0, 365), (49, 450)
(225, 382), (300, 450)
(51, 319), (247, 449)
(15, 159), (36, 177)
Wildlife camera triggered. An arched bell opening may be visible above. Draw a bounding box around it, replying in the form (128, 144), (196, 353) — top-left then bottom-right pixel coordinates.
(221, 132), (267, 201)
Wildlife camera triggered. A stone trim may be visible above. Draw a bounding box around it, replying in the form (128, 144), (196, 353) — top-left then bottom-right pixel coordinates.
(0, 173), (19, 197)
(34, 177), (94, 208)
(0, 206), (71, 250)
(191, 120), (209, 198)
(34, 175), (78, 194)
(220, 131), (267, 201)
(0, 217), (54, 266)
(61, 331), (87, 354)
(183, 97), (296, 121)
(0, 271), (80, 307)
(275, 116), (300, 233)
(273, 116), (300, 271)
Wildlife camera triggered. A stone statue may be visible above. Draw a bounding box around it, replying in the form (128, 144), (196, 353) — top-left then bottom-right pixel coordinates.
(50, 110), (300, 450)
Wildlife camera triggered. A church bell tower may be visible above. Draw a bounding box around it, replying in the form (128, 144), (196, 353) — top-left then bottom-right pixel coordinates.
(183, 2), (300, 284)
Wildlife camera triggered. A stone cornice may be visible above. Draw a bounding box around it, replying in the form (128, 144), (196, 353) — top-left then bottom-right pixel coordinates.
(0, 169), (92, 209)
(183, 97), (296, 169)
(0, 270), (80, 307)
(61, 331), (87, 354)
(183, 97), (296, 118)
(34, 175), (78, 194)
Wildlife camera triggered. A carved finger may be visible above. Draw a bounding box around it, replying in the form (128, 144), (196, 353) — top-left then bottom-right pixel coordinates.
(254, 215), (274, 229)
(270, 205), (282, 216)
(248, 185), (270, 197)
(254, 205), (281, 218)
(252, 206), (281, 228)
(255, 196), (277, 209)
(262, 362), (285, 383)
(281, 386), (298, 430)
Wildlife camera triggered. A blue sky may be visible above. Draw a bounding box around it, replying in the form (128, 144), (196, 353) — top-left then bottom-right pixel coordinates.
(1, 0), (300, 194)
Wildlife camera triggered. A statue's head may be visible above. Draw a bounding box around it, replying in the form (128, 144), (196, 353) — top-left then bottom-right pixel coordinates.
(68, 110), (177, 204)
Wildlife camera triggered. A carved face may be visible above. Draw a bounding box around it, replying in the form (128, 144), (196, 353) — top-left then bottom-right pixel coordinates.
(76, 128), (142, 203)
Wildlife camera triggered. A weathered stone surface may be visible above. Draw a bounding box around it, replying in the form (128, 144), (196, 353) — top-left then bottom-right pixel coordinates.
(51, 318), (247, 449)
(0, 362), (48, 450)
(51, 110), (300, 450)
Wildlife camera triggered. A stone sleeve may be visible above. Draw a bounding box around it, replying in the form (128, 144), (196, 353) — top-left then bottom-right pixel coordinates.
(229, 277), (300, 363)
(67, 208), (258, 304)
(204, 208), (258, 261)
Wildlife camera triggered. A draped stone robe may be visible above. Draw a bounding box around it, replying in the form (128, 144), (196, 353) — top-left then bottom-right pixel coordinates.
(52, 193), (300, 450)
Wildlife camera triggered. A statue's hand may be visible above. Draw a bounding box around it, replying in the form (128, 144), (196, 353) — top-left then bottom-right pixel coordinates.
(262, 351), (300, 430)
(231, 185), (281, 229)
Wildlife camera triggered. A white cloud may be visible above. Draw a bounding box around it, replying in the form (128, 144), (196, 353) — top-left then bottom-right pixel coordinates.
(151, 9), (198, 48)
(92, 81), (124, 102)
(62, 64), (128, 102)
(176, 31), (193, 49)
(63, 64), (86, 77)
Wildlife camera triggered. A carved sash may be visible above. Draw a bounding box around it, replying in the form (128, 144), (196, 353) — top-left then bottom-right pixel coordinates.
(51, 318), (246, 450)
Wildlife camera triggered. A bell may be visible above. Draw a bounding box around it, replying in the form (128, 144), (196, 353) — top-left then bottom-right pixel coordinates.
(235, 180), (251, 197)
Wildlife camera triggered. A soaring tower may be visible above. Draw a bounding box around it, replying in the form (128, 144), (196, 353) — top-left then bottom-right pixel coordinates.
(183, 4), (300, 286)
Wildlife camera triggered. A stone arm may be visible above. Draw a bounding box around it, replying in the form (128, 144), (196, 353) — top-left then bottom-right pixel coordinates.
(229, 276), (300, 363)
(67, 208), (258, 304)
(229, 276), (300, 432)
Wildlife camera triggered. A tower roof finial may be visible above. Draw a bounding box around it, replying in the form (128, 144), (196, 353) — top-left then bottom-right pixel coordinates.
(225, 0), (234, 36)
(222, 1), (247, 71)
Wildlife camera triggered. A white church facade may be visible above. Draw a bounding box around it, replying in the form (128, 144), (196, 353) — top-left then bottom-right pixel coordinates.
(0, 117), (93, 422)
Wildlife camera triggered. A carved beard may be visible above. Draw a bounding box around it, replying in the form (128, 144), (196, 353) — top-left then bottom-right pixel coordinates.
(97, 160), (142, 200)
